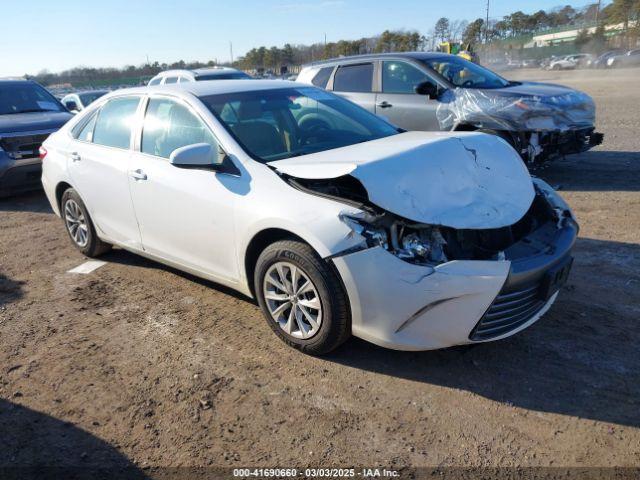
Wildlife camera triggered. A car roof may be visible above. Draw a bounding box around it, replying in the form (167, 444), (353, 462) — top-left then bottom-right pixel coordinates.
(303, 51), (455, 67)
(192, 67), (238, 75)
(105, 79), (303, 99)
(155, 67), (240, 77)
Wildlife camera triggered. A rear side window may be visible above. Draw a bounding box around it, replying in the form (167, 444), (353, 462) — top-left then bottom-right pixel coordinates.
(141, 98), (217, 159)
(164, 77), (179, 84)
(92, 97), (140, 149)
(333, 63), (373, 93)
(72, 111), (98, 142)
(148, 78), (161, 86)
(311, 67), (333, 88)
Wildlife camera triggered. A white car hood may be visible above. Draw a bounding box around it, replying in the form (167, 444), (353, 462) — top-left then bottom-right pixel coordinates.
(268, 131), (535, 229)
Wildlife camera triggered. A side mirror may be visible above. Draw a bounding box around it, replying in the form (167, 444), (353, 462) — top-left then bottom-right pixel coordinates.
(65, 101), (79, 113)
(415, 81), (440, 99)
(169, 143), (238, 175)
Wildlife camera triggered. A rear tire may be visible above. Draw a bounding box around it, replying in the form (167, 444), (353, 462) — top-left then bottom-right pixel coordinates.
(254, 240), (351, 355)
(61, 188), (111, 258)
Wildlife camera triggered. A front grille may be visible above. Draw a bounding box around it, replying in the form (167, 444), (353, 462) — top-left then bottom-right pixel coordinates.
(469, 282), (546, 341)
(0, 132), (52, 160)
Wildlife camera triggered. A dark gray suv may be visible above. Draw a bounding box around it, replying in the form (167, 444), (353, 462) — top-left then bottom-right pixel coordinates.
(0, 80), (72, 196)
(298, 52), (603, 164)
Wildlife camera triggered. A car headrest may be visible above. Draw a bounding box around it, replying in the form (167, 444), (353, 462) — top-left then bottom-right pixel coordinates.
(237, 101), (263, 121)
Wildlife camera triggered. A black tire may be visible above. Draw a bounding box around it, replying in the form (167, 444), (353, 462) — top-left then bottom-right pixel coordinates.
(61, 188), (111, 257)
(254, 240), (351, 355)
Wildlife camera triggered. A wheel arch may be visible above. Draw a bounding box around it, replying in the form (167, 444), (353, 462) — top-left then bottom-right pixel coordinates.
(244, 228), (309, 298)
(55, 181), (74, 212)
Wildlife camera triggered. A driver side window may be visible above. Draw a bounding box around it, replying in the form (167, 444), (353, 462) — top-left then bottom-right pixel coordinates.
(382, 61), (432, 94)
(141, 98), (217, 159)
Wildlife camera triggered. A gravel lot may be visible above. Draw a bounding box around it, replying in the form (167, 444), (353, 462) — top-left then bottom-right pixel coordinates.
(1, 68), (639, 475)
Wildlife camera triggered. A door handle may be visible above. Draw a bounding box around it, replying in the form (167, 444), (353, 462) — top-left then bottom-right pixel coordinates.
(130, 169), (147, 181)
(377, 101), (393, 108)
(70, 152), (81, 162)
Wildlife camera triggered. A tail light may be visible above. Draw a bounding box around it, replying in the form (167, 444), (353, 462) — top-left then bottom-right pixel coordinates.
(39, 146), (48, 160)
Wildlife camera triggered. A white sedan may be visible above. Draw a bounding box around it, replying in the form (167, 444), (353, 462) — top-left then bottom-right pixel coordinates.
(40, 80), (577, 354)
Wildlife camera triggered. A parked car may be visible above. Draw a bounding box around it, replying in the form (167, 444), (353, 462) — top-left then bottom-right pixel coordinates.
(539, 56), (559, 69)
(41, 80), (578, 354)
(548, 54), (592, 70)
(297, 52), (603, 164)
(0, 79), (73, 196)
(521, 59), (540, 68)
(587, 50), (624, 68)
(148, 67), (252, 85)
(506, 59), (524, 69)
(61, 90), (109, 113)
(606, 49), (640, 68)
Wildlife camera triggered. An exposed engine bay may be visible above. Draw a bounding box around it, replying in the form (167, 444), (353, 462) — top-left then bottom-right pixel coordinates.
(285, 173), (574, 266)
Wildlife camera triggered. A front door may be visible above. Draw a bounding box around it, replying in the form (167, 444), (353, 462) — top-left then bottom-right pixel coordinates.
(375, 60), (442, 131)
(128, 96), (241, 283)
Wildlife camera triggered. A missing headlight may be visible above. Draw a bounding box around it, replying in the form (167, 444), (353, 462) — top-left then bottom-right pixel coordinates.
(339, 211), (447, 266)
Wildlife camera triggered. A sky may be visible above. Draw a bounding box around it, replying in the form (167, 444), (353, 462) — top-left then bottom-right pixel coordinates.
(0, 0), (601, 76)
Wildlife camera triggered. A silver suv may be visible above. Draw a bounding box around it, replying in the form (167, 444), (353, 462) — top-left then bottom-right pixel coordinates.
(297, 52), (603, 164)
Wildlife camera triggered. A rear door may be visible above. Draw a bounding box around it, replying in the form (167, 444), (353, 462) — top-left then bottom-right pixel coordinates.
(330, 62), (376, 113)
(375, 60), (442, 131)
(67, 96), (143, 249)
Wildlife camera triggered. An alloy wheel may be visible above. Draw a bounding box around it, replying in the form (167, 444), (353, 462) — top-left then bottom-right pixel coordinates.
(263, 261), (322, 339)
(64, 199), (89, 248)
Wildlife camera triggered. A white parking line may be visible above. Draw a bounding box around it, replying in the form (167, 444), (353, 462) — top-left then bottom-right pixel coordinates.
(67, 260), (107, 274)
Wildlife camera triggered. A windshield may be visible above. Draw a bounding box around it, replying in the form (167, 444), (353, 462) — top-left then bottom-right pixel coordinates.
(0, 82), (65, 115)
(420, 56), (510, 89)
(197, 72), (251, 81)
(79, 91), (107, 106)
(200, 87), (399, 162)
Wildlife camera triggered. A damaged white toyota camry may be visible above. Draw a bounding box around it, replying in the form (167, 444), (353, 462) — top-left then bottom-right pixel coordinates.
(41, 80), (578, 355)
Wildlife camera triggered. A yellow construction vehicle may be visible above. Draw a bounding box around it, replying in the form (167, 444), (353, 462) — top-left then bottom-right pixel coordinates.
(438, 42), (475, 62)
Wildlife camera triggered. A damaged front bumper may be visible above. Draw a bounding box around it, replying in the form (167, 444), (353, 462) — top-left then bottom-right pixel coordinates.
(330, 185), (578, 351)
(520, 128), (604, 164)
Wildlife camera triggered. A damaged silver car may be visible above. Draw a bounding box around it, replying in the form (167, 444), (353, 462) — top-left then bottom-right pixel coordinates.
(297, 52), (603, 165)
(42, 81), (578, 354)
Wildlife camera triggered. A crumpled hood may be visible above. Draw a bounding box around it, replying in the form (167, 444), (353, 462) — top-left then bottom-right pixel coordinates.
(269, 131), (535, 229)
(0, 111), (72, 134)
(437, 82), (595, 132)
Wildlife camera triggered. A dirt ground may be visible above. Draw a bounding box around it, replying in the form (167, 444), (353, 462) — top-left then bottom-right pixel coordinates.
(1, 68), (639, 475)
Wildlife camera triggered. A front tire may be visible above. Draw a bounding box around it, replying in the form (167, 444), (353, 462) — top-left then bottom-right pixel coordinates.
(61, 188), (111, 257)
(254, 240), (350, 355)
